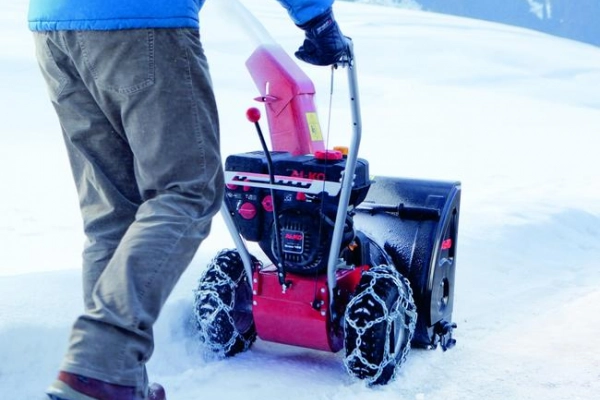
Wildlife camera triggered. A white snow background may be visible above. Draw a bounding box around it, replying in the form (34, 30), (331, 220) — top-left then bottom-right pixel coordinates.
(1, 1), (600, 399)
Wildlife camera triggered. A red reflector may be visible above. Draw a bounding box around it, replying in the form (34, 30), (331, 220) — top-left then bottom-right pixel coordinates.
(441, 239), (452, 250)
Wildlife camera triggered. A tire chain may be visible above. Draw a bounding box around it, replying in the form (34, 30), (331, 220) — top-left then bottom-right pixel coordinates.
(343, 265), (418, 385)
(193, 249), (255, 356)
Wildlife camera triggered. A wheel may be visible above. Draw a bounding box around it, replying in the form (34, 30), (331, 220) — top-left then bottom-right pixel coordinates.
(193, 249), (257, 357)
(343, 265), (417, 385)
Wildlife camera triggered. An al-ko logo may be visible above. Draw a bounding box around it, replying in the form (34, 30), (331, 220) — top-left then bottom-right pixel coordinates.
(284, 232), (304, 241)
(290, 170), (326, 181)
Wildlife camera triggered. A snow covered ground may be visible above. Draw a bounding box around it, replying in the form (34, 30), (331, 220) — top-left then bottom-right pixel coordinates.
(1, 1), (599, 399)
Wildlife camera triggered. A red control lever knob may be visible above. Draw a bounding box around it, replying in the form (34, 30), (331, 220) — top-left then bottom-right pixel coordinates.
(246, 107), (261, 123)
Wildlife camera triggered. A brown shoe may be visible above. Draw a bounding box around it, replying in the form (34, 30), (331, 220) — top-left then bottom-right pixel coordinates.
(46, 371), (166, 400)
(148, 383), (166, 400)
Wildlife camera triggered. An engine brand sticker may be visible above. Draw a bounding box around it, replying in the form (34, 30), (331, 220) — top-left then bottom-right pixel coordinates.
(305, 112), (323, 141)
(282, 229), (304, 254)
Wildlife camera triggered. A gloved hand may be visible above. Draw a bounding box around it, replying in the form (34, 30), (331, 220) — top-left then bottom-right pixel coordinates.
(295, 8), (350, 66)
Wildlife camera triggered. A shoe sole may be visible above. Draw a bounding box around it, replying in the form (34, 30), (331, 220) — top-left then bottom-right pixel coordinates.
(46, 380), (99, 400)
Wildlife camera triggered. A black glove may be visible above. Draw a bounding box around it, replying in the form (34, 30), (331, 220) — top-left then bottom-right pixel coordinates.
(295, 8), (350, 66)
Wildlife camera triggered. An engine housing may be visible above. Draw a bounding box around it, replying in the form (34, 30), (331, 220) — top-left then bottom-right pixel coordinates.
(223, 150), (370, 274)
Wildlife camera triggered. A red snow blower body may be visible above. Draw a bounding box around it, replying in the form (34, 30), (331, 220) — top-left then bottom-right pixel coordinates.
(194, 43), (461, 385)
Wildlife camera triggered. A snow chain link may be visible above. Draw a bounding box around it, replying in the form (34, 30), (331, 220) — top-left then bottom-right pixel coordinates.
(344, 266), (418, 385)
(193, 250), (254, 356)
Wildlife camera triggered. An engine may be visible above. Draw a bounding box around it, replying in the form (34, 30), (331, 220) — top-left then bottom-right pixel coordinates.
(223, 150), (371, 275)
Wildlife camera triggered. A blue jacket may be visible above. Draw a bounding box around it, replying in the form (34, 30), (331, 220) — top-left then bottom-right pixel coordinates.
(28, 0), (334, 31)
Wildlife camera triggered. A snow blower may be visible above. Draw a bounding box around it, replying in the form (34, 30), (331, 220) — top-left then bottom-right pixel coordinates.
(193, 41), (461, 385)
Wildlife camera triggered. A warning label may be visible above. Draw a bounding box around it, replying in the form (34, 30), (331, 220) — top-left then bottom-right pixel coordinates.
(305, 112), (323, 142)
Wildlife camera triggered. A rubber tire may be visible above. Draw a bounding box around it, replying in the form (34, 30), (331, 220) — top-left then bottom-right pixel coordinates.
(343, 265), (417, 385)
(193, 249), (257, 357)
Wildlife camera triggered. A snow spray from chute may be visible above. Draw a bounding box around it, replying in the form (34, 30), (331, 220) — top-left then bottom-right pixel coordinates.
(212, 0), (325, 155)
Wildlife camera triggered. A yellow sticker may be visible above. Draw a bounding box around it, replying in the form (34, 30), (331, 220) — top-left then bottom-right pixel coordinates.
(305, 112), (323, 141)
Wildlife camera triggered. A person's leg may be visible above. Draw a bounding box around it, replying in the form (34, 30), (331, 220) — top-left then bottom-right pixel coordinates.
(34, 30), (141, 311)
(35, 28), (223, 397)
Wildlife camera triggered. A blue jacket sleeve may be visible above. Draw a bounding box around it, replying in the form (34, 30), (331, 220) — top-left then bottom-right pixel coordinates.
(28, 0), (203, 31)
(275, 0), (335, 25)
